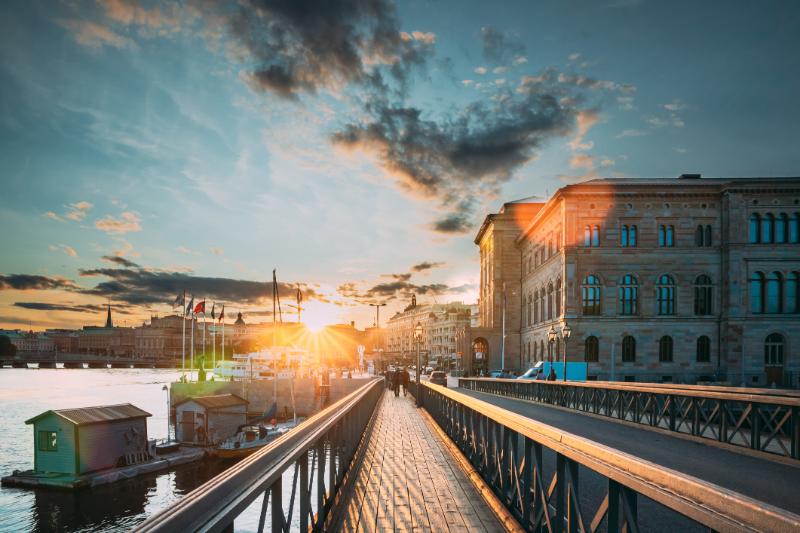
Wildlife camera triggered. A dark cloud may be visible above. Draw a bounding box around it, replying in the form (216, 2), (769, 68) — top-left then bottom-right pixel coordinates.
(382, 273), (412, 281)
(101, 255), (140, 268)
(77, 267), (322, 306)
(411, 261), (445, 272)
(337, 278), (471, 302)
(13, 302), (134, 315)
(0, 274), (76, 291)
(230, 0), (433, 99)
(481, 26), (525, 64)
(332, 88), (575, 233)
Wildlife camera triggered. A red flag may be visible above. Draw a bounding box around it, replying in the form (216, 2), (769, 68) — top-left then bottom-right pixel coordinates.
(194, 300), (206, 314)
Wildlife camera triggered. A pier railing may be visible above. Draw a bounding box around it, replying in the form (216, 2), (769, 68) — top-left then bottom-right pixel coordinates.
(420, 382), (800, 532)
(459, 378), (800, 459)
(136, 378), (383, 533)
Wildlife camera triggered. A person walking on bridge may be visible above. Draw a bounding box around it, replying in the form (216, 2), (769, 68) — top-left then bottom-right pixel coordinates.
(392, 368), (401, 397)
(400, 367), (410, 396)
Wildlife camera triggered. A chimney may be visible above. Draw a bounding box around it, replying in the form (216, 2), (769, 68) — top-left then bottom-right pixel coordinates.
(678, 173), (701, 179)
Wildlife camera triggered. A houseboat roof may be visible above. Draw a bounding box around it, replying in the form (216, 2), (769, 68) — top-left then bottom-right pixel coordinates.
(25, 403), (152, 426)
(174, 393), (248, 410)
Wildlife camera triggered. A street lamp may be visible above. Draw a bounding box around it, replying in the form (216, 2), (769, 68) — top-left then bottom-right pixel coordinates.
(370, 302), (386, 328)
(547, 326), (557, 381)
(414, 322), (423, 406)
(561, 322), (572, 382)
(162, 384), (170, 441)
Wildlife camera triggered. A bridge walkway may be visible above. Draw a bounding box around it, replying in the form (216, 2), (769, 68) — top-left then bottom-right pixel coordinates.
(456, 386), (800, 515)
(338, 390), (508, 532)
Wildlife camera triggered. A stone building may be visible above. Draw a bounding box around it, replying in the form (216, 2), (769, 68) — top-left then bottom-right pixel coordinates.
(509, 175), (800, 386)
(385, 297), (472, 369)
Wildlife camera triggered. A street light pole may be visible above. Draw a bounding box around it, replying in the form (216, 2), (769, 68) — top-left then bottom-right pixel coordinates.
(561, 322), (572, 382)
(414, 322), (423, 407)
(370, 302), (386, 328)
(162, 384), (170, 441)
(547, 326), (557, 381)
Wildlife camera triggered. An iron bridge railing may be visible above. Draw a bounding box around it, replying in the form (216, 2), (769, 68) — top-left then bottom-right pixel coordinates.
(419, 382), (800, 532)
(136, 378), (383, 533)
(460, 378), (800, 460)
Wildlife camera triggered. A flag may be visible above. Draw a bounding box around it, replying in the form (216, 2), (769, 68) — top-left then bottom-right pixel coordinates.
(210, 303), (216, 320)
(173, 291), (185, 309)
(297, 287), (303, 305)
(218, 304), (225, 322)
(194, 300), (206, 314)
(186, 295), (194, 316)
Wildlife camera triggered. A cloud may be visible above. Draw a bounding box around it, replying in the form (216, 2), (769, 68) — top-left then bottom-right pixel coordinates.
(102, 255), (140, 267)
(339, 277), (472, 303)
(65, 201), (93, 221)
(616, 129), (647, 138)
(332, 85), (577, 234)
(210, 247), (224, 256)
(617, 96), (634, 111)
(43, 212), (64, 222)
(57, 19), (130, 49)
(48, 244), (78, 258)
(12, 302), (132, 315)
(570, 154), (595, 169)
(77, 267), (323, 306)
(98, 0), (180, 29)
(513, 56), (528, 65)
(95, 212), (142, 234)
(474, 67), (487, 75)
(568, 109), (599, 151)
(229, 0), (433, 99)
(568, 52), (581, 62)
(662, 100), (687, 112)
(411, 261), (445, 272)
(0, 275), (76, 291)
(673, 146), (687, 154)
(646, 115), (684, 128)
(480, 26), (525, 63)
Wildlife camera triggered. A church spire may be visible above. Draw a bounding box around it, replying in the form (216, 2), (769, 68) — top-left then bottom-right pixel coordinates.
(105, 303), (113, 328)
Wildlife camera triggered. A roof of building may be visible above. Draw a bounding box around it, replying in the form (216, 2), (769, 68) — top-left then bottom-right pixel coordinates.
(25, 403), (152, 426)
(174, 393), (248, 410)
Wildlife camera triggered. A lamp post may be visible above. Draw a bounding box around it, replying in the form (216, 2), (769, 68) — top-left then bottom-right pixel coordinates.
(162, 384), (170, 441)
(370, 302), (386, 328)
(561, 322), (571, 382)
(414, 322), (423, 407)
(547, 326), (557, 381)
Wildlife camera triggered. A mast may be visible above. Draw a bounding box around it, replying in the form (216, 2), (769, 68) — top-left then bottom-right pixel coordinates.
(181, 290), (186, 379)
(272, 269), (278, 408)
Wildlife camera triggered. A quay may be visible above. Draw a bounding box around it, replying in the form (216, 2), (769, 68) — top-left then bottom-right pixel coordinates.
(136, 378), (800, 532)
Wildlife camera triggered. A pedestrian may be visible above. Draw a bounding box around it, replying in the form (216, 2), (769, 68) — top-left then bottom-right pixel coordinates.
(392, 368), (401, 397)
(400, 367), (410, 396)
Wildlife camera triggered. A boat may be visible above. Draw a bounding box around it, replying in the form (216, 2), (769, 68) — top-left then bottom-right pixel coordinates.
(213, 347), (308, 381)
(215, 420), (303, 459)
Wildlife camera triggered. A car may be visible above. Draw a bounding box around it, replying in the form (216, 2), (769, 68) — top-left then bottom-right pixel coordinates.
(489, 369), (515, 379)
(429, 371), (447, 386)
(517, 367), (543, 380)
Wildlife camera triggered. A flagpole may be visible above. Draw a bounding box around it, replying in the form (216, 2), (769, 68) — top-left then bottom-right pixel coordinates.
(212, 302), (216, 374)
(181, 290), (186, 379)
(221, 307), (225, 363)
(190, 312), (195, 382)
(202, 305), (206, 373)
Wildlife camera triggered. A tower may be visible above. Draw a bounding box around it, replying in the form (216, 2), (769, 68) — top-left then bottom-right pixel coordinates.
(105, 304), (113, 328)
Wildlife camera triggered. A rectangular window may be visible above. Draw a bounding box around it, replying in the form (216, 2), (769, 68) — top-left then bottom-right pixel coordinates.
(38, 430), (58, 452)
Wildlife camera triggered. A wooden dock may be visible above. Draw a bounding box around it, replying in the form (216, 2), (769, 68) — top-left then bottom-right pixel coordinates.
(338, 391), (511, 532)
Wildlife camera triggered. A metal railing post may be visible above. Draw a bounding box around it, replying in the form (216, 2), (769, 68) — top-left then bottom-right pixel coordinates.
(299, 451), (309, 532)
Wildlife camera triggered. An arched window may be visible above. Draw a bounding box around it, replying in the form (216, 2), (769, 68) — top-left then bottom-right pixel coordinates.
(787, 272), (799, 314)
(704, 225), (712, 246)
(540, 289), (546, 323)
(658, 336), (673, 362)
(696, 336), (711, 362)
(547, 283), (554, 320)
(695, 225), (704, 247)
(776, 213), (788, 243)
(621, 225), (638, 247)
(761, 213), (774, 243)
(555, 278), (562, 317)
(764, 333), (785, 366)
(749, 213), (760, 243)
(790, 213), (799, 243)
(694, 275), (713, 315)
(582, 275), (602, 315)
(584, 225), (591, 247)
(585, 336), (599, 362)
(766, 271), (783, 313)
(621, 225), (629, 247)
(750, 272), (765, 314)
(622, 336), (636, 362)
(666, 225), (674, 246)
(592, 225), (600, 247)
(619, 275), (638, 315)
(630, 224), (637, 246)
(656, 274), (675, 315)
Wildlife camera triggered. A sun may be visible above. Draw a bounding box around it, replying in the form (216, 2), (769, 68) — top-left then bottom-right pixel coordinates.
(303, 301), (340, 333)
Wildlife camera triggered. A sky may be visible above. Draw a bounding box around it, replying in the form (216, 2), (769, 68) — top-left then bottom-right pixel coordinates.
(1, 0), (799, 331)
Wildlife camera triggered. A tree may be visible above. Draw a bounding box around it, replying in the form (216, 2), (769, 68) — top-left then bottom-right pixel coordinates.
(0, 336), (17, 357)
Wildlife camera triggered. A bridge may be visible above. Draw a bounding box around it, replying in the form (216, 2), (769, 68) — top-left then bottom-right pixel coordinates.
(0, 353), (180, 368)
(136, 378), (800, 532)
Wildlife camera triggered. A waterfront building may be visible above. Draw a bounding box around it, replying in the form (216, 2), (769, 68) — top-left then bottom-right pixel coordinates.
(384, 297), (472, 368)
(472, 175), (800, 386)
(25, 404), (151, 475)
(174, 394), (248, 445)
(45, 330), (79, 353)
(7, 330), (56, 353)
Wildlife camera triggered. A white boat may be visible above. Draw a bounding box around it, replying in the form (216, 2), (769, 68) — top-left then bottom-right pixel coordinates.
(213, 347), (308, 380)
(215, 419), (303, 459)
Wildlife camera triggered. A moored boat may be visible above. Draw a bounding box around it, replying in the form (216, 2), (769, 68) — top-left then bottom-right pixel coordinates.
(214, 419), (303, 459)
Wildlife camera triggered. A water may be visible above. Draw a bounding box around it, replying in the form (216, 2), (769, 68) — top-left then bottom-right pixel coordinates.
(0, 369), (235, 532)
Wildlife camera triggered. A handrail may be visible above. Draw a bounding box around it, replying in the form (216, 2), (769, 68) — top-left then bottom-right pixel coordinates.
(136, 378), (383, 532)
(421, 382), (800, 532)
(463, 377), (800, 406)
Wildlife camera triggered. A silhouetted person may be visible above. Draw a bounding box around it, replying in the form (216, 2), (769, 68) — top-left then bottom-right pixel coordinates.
(400, 368), (410, 396)
(392, 370), (401, 397)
